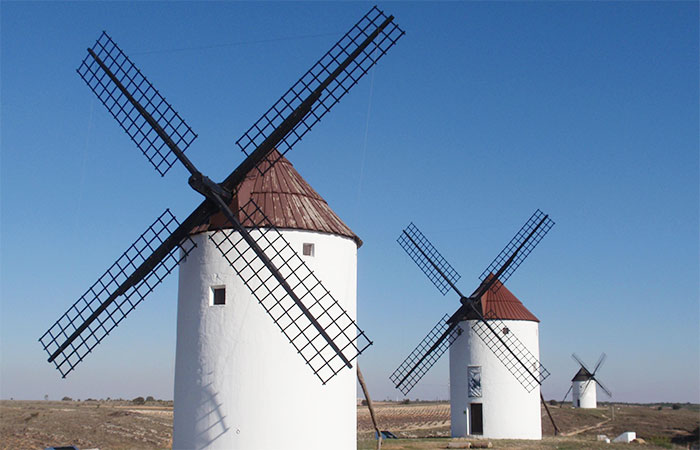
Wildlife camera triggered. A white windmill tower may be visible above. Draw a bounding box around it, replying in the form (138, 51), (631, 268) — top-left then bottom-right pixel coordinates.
(562, 353), (612, 409)
(38, 7), (404, 450)
(449, 281), (542, 439)
(390, 211), (555, 440)
(173, 150), (365, 448)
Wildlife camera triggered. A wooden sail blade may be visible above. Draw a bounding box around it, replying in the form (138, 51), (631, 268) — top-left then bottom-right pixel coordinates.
(397, 222), (462, 296)
(39, 210), (196, 377)
(77, 32), (197, 176)
(390, 314), (462, 395)
(208, 199), (371, 384)
(471, 311), (551, 392)
(235, 6), (405, 174)
(478, 209), (554, 293)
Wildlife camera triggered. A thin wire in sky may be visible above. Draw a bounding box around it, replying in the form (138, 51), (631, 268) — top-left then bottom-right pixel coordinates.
(355, 66), (375, 223)
(133, 32), (340, 55)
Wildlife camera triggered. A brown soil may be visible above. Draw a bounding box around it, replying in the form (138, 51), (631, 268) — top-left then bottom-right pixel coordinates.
(2, 400), (697, 449)
(0, 400), (172, 450)
(359, 402), (699, 449)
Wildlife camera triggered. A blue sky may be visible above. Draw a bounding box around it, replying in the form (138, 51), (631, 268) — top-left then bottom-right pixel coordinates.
(1, 2), (697, 404)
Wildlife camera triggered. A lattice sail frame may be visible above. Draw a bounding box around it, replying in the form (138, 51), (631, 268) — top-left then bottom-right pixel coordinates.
(77, 32), (198, 176)
(391, 210), (555, 395)
(397, 223), (461, 296)
(471, 310), (550, 392)
(236, 6), (404, 173)
(209, 200), (371, 384)
(39, 210), (196, 377)
(389, 314), (462, 395)
(479, 209), (554, 292)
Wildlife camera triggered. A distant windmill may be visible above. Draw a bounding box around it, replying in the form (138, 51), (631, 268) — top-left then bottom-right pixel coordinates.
(561, 353), (612, 409)
(390, 210), (554, 439)
(38, 7), (404, 449)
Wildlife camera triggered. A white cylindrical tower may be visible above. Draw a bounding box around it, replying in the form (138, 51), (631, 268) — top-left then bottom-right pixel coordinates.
(572, 371), (597, 408)
(173, 151), (362, 450)
(449, 282), (542, 440)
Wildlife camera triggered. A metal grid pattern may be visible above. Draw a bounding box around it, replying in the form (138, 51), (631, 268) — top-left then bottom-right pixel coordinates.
(471, 311), (550, 392)
(398, 223), (461, 296)
(39, 210), (196, 377)
(77, 32), (197, 176)
(479, 209), (554, 292)
(208, 200), (371, 384)
(235, 6), (404, 172)
(390, 314), (462, 395)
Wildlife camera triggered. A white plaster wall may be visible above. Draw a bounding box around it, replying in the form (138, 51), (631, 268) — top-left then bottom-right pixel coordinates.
(450, 319), (542, 440)
(573, 380), (597, 408)
(173, 229), (358, 450)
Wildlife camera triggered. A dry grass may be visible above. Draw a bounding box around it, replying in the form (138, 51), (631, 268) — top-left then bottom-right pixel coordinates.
(358, 402), (699, 450)
(1, 400), (697, 449)
(0, 400), (172, 450)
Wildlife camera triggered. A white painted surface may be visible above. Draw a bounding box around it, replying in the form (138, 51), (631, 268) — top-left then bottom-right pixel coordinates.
(173, 229), (358, 450)
(573, 379), (597, 408)
(449, 319), (542, 440)
(613, 432), (636, 443)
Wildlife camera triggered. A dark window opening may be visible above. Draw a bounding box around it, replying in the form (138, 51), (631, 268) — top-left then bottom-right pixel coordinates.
(213, 287), (226, 305)
(303, 243), (315, 256)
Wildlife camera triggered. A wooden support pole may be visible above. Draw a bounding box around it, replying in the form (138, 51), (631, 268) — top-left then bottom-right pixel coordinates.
(357, 364), (382, 450)
(541, 392), (560, 436)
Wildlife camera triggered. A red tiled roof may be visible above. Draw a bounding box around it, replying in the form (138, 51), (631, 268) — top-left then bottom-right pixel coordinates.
(192, 150), (362, 247)
(480, 276), (539, 322)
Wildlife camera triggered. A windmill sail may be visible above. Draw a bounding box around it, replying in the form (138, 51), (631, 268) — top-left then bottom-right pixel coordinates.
(390, 211), (554, 394)
(472, 311), (550, 392)
(39, 210), (196, 377)
(397, 223), (461, 296)
(78, 32), (197, 176)
(40, 6), (404, 381)
(572, 352), (612, 398)
(236, 6), (405, 172)
(389, 314), (462, 394)
(479, 209), (554, 293)
(210, 199), (371, 384)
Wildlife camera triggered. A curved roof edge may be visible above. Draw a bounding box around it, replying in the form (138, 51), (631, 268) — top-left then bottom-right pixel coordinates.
(191, 150), (362, 248)
(463, 276), (539, 322)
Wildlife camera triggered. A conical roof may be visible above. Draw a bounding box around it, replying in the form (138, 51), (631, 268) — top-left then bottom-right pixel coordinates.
(192, 150), (362, 247)
(464, 276), (539, 322)
(572, 367), (593, 382)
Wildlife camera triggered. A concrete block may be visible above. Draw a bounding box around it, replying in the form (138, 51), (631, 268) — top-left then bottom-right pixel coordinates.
(613, 431), (637, 443)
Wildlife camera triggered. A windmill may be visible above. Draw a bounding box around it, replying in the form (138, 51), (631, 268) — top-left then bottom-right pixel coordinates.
(561, 353), (612, 409)
(390, 210), (554, 439)
(38, 6), (404, 449)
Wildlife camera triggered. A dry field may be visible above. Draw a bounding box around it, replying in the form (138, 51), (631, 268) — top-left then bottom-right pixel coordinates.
(0, 400), (172, 450)
(358, 401), (699, 449)
(1, 400), (697, 449)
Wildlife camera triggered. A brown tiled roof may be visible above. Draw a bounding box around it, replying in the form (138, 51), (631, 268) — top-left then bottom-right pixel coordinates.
(192, 150), (362, 247)
(479, 276), (539, 322)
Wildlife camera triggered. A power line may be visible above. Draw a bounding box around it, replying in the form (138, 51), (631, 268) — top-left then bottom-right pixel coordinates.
(133, 32), (339, 56)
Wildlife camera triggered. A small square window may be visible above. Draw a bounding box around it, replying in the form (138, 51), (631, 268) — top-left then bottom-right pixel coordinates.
(212, 287), (226, 305)
(303, 243), (315, 257)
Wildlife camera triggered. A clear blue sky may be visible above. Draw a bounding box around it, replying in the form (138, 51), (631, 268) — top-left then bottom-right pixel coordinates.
(1, 2), (697, 404)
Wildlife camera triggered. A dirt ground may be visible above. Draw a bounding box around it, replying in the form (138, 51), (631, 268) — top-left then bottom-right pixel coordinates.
(1, 400), (697, 449)
(0, 400), (172, 450)
(357, 402), (699, 449)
